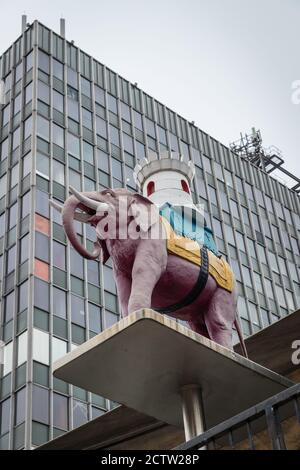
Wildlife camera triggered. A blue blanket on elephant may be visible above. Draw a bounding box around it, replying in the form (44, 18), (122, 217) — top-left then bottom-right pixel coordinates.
(159, 202), (219, 257)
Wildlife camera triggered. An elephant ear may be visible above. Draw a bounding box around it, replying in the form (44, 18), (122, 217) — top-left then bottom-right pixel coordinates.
(129, 193), (159, 232)
(95, 239), (110, 264)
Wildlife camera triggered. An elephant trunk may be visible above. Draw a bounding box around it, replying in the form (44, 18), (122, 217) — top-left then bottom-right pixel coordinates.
(62, 192), (102, 260)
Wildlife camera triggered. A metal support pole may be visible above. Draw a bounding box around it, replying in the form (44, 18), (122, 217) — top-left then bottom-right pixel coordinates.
(181, 384), (206, 445)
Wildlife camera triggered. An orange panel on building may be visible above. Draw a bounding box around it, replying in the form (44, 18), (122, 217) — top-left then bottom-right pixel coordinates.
(34, 259), (50, 282)
(35, 213), (50, 236)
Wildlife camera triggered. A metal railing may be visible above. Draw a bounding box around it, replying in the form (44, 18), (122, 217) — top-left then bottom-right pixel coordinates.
(176, 383), (300, 450)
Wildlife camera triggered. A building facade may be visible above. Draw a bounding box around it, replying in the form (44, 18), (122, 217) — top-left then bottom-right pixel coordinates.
(0, 20), (299, 449)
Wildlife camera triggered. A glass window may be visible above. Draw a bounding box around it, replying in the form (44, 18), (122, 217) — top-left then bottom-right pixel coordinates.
(12, 126), (20, 150)
(4, 291), (14, 323)
(10, 163), (19, 187)
(17, 331), (28, 366)
(208, 186), (218, 206)
(33, 361), (49, 387)
(32, 385), (49, 424)
(257, 244), (267, 264)
(21, 191), (31, 219)
(53, 59), (64, 80)
(230, 200), (240, 219)
(24, 116), (33, 140)
(52, 337), (67, 362)
(53, 124), (64, 148)
(67, 97), (79, 121)
(0, 174), (7, 199)
(37, 116), (50, 141)
(123, 133), (133, 154)
(242, 266), (252, 287)
(107, 94), (117, 114)
(6, 245), (16, 273)
(53, 287), (67, 319)
(70, 249), (84, 278)
(89, 303), (101, 333)
(22, 152), (31, 177)
(0, 214), (5, 239)
(110, 125), (120, 147)
(9, 202), (18, 229)
(69, 169), (81, 190)
(4, 73), (12, 93)
(146, 118), (156, 138)
(81, 77), (91, 97)
(14, 94), (22, 115)
(20, 234), (29, 264)
(53, 393), (68, 430)
(38, 81), (50, 105)
(53, 160), (65, 185)
(236, 232), (246, 252)
(87, 260), (100, 285)
(53, 91), (64, 113)
(34, 278), (49, 311)
(53, 241), (66, 270)
(133, 110), (143, 130)
(111, 158), (122, 182)
(36, 153), (50, 178)
(103, 266), (117, 293)
(269, 252), (279, 273)
(18, 280), (28, 312)
(83, 141), (93, 164)
(25, 82), (33, 104)
(94, 85), (105, 105)
(0, 138), (9, 161)
(248, 302), (260, 325)
(15, 388), (26, 426)
(71, 295), (85, 327)
(96, 117), (107, 139)
(35, 232), (49, 263)
(33, 328), (49, 365)
(2, 104), (10, 127)
(68, 133), (80, 158)
(82, 108), (92, 129)
(136, 141), (145, 160)
(38, 50), (50, 73)
(97, 149), (109, 173)
(73, 400), (88, 428)
(0, 398), (11, 436)
(121, 102), (131, 122)
(3, 342), (13, 375)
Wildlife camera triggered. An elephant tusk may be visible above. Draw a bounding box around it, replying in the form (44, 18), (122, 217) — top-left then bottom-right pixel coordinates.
(74, 211), (93, 223)
(50, 200), (63, 213)
(69, 186), (109, 212)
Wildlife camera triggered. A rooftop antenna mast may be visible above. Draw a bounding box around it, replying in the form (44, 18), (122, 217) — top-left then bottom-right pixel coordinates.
(230, 128), (300, 195)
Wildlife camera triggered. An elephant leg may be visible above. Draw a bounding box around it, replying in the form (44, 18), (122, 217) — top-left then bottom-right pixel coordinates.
(204, 288), (237, 350)
(115, 274), (132, 317)
(128, 256), (164, 314)
(188, 315), (210, 340)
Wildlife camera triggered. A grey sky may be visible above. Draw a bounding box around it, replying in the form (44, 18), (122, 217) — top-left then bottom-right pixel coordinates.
(1, 0), (300, 183)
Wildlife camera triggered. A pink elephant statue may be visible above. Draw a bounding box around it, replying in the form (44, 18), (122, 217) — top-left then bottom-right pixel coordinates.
(51, 187), (247, 356)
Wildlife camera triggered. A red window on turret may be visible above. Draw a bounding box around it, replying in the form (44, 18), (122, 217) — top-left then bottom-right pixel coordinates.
(181, 180), (190, 194)
(147, 181), (155, 197)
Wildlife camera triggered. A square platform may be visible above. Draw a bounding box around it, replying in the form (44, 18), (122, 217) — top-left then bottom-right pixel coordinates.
(53, 310), (293, 430)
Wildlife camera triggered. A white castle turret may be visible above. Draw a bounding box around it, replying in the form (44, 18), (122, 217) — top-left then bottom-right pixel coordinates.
(133, 151), (196, 209)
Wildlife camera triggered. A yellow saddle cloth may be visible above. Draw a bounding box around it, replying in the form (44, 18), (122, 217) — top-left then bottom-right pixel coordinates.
(161, 217), (234, 293)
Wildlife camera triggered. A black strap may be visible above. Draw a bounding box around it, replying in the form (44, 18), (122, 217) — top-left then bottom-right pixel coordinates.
(155, 245), (209, 314)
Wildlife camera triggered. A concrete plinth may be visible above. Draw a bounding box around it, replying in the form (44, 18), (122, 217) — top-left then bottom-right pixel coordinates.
(53, 310), (293, 433)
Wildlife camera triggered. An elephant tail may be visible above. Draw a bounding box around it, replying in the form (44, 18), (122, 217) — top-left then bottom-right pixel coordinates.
(234, 315), (248, 358)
